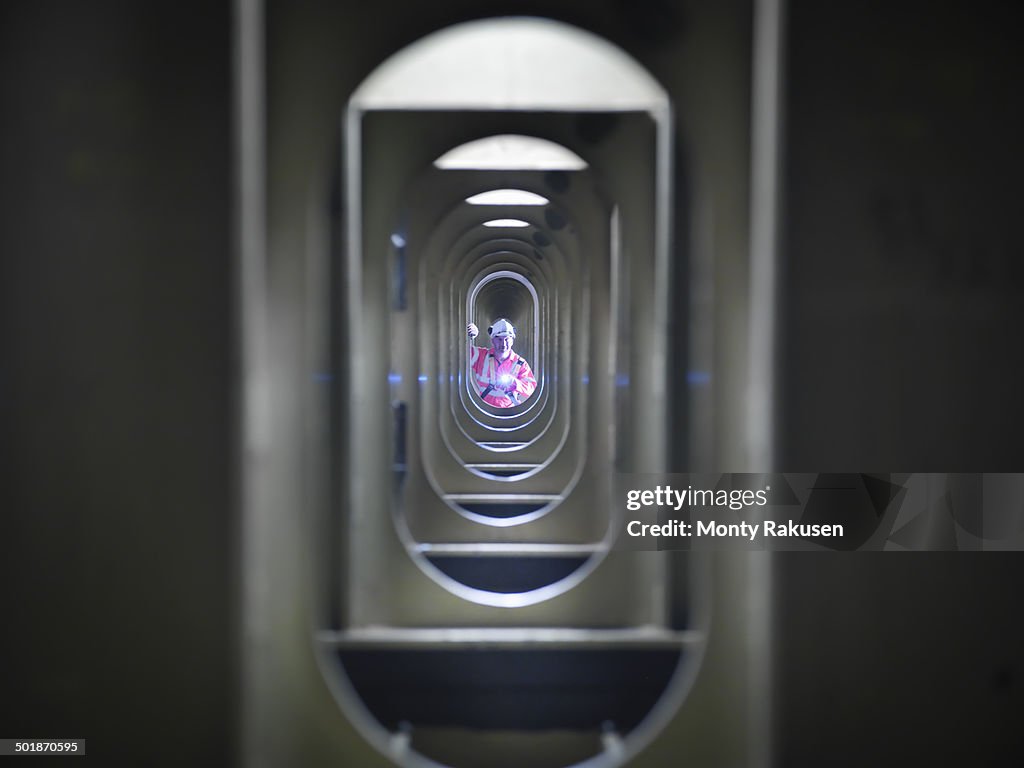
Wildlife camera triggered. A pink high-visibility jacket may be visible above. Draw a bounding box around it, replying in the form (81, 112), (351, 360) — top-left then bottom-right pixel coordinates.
(469, 347), (537, 408)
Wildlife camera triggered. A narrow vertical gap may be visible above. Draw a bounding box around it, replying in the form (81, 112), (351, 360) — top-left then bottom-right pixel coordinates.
(609, 206), (624, 472)
(393, 401), (408, 471)
(394, 241), (408, 310)
(327, 156), (345, 631)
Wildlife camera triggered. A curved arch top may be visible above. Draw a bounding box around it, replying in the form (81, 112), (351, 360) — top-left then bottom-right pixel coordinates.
(349, 17), (670, 112)
(438, 136), (588, 171)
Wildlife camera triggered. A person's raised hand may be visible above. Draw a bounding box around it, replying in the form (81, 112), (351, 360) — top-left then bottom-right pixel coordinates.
(467, 323), (479, 339)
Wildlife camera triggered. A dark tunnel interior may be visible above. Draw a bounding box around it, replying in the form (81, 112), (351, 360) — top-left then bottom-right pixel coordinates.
(2, 1), (1024, 766)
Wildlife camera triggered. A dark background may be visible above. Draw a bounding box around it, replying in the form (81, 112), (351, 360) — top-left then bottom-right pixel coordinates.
(2, 1), (1022, 765)
(1, 3), (235, 765)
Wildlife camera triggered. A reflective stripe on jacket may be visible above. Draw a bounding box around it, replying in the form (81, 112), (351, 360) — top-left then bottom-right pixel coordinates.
(469, 347), (537, 408)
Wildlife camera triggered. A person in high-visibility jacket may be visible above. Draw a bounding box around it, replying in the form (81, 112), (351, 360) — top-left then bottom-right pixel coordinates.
(466, 318), (537, 408)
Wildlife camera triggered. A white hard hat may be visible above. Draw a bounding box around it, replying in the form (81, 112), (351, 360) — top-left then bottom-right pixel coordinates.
(488, 319), (516, 338)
